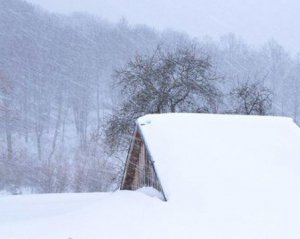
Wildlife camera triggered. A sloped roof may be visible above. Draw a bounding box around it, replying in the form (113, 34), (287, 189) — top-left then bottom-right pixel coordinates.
(136, 113), (300, 236)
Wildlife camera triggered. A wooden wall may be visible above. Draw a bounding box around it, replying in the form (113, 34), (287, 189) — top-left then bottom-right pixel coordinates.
(121, 128), (164, 196)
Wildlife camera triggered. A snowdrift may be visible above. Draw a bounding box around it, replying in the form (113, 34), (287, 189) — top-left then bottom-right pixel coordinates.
(2, 113), (300, 239)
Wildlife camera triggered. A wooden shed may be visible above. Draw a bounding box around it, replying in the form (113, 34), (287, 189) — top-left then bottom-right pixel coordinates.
(120, 124), (167, 201)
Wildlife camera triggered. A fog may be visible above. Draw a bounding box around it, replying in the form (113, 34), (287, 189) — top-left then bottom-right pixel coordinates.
(27, 0), (300, 52)
(1, 0), (300, 194)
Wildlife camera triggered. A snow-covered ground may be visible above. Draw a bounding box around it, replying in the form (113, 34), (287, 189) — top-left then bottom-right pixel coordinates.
(0, 191), (164, 239)
(2, 114), (300, 238)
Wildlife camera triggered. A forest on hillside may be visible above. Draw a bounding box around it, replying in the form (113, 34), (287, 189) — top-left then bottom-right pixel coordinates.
(1, 0), (300, 194)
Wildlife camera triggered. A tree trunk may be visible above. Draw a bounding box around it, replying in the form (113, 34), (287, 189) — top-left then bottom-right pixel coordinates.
(5, 122), (13, 160)
(47, 96), (62, 161)
(36, 132), (42, 161)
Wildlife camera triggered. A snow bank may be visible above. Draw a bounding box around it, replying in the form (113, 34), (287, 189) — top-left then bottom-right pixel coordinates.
(2, 113), (300, 238)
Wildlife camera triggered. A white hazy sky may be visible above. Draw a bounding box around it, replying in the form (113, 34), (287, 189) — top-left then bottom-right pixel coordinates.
(27, 0), (300, 53)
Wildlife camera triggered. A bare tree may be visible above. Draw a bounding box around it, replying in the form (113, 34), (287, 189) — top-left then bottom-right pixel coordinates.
(0, 72), (15, 160)
(117, 45), (220, 113)
(229, 81), (272, 115)
(105, 44), (221, 154)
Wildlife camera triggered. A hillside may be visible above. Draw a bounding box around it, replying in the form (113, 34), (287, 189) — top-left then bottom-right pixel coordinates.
(1, 0), (300, 194)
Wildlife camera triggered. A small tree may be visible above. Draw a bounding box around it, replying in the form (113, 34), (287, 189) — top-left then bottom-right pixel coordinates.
(229, 81), (272, 115)
(105, 44), (221, 154)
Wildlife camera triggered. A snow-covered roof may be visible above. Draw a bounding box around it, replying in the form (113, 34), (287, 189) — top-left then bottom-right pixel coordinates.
(3, 113), (300, 239)
(138, 113), (300, 198)
(136, 113), (300, 236)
